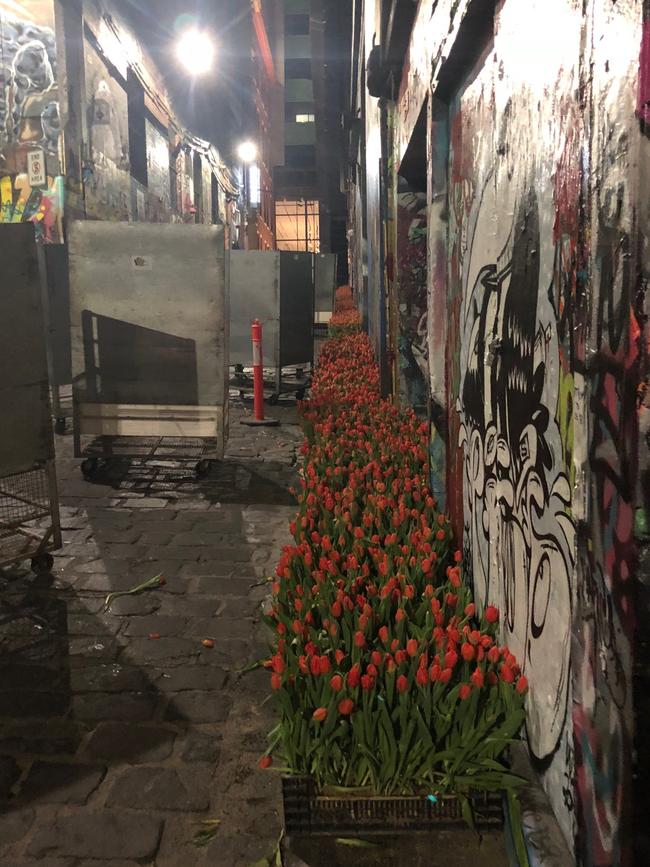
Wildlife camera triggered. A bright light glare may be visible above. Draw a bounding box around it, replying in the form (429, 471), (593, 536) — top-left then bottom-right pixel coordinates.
(237, 141), (258, 163)
(176, 30), (215, 76)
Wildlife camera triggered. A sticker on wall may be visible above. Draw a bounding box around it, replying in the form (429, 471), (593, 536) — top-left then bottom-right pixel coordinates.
(27, 149), (47, 188)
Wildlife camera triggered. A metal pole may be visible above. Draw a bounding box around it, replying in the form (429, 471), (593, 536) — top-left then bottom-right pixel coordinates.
(240, 318), (279, 427)
(252, 318), (264, 421)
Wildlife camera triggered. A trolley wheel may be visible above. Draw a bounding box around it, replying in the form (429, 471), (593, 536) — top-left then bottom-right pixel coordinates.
(81, 457), (100, 479)
(54, 417), (66, 435)
(31, 553), (54, 574)
(195, 459), (213, 479)
(296, 388), (305, 401)
(268, 393), (279, 406)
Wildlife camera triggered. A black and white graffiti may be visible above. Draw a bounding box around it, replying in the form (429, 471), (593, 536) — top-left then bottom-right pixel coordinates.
(0, 14), (60, 156)
(458, 180), (575, 761)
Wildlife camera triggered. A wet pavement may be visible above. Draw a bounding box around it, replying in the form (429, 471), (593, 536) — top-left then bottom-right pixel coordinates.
(0, 400), (299, 866)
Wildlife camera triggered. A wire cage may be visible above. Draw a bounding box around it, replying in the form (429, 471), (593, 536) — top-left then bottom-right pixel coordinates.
(0, 466), (61, 571)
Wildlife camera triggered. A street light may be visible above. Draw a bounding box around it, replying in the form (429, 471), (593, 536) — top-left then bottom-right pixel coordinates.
(237, 140), (258, 163)
(176, 29), (215, 76)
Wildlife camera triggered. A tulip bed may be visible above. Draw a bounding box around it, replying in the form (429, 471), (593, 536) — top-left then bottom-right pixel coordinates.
(262, 288), (528, 811)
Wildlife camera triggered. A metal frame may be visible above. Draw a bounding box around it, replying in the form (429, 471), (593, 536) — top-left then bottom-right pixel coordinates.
(68, 222), (229, 475)
(0, 224), (61, 571)
(229, 251), (314, 402)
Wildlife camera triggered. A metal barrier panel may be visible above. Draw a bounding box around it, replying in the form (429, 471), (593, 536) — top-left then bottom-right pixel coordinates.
(314, 253), (337, 322)
(0, 224), (61, 568)
(229, 251), (281, 368)
(279, 252), (314, 368)
(0, 224), (55, 476)
(68, 222), (228, 452)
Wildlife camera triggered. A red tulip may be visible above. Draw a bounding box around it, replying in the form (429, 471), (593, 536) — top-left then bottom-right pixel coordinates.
(485, 605), (500, 623)
(379, 626), (389, 644)
(259, 755), (273, 769)
(330, 674), (343, 691)
(347, 665), (361, 688)
(500, 664), (515, 683)
(335, 649), (346, 665)
(416, 667), (429, 686)
(444, 649), (458, 669)
(471, 668), (484, 689)
(313, 707), (328, 722)
(461, 643), (475, 662)
(516, 675), (529, 694)
(271, 673), (282, 690)
(459, 684), (472, 701)
(406, 638), (418, 657)
(354, 631), (366, 648)
(338, 698), (354, 715)
(396, 674), (409, 693)
(439, 667), (452, 684)
(319, 655), (331, 674)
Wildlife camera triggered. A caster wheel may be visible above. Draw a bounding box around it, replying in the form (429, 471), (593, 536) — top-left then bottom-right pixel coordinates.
(296, 389), (305, 401)
(268, 393), (279, 406)
(31, 553), (54, 574)
(81, 457), (99, 479)
(196, 459), (213, 479)
(54, 417), (66, 435)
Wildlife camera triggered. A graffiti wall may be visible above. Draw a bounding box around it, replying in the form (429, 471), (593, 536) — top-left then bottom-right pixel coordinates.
(572, 2), (641, 864)
(396, 184), (428, 410)
(439, 0), (641, 861)
(0, 0), (63, 241)
(83, 32), (131, 221)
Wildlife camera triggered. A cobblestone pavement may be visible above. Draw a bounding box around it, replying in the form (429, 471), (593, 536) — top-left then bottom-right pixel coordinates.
(0, 400), (300, 866)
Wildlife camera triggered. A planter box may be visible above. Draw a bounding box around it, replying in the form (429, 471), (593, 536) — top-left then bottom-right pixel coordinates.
(282, 776), (504, 836)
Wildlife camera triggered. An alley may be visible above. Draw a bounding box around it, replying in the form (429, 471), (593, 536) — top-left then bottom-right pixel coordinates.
(0, 401), (300, 865)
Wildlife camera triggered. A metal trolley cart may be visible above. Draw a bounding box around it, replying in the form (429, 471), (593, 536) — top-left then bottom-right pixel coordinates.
(68, 222), (229, 479)
(0, 225), (61, 573)
(230, 251), (314, 404)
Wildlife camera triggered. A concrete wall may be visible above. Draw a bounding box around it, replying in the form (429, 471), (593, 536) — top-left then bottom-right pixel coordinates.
(350, 0), (648, 862)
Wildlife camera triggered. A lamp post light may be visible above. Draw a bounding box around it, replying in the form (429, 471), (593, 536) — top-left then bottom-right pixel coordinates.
(176, 29), (215, 76)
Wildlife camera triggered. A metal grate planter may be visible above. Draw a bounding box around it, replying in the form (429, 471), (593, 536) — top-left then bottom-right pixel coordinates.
(282, 776), (504, 836)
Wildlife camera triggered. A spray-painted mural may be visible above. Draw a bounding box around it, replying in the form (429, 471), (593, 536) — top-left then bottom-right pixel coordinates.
(445, 0), (588, 850)
(396, 186), (429, 409)
(441, 0), (641, 862)
(0, 2), (63, 242)
(0, 4), (59, 158)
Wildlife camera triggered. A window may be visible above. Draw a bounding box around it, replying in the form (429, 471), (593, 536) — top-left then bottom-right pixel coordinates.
(295, 113), (315, 123)
(285, 144), (316, 167)
(285, 58), (312, 79)
(211, 174), (219, 223)
(285, 14), (310, 35)
(275, 199), (320, 252)
(127, 69), (147, 186)
(193, 152), (202, 223)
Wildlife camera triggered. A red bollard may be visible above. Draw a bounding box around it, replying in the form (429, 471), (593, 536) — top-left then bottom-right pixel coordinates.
(241, 319), (279, 427)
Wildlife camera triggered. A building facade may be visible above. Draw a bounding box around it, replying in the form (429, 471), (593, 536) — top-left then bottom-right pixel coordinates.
(0, 0), (240, 246)
(348, 1), (650, 865)
(274, 0), (349, 279)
